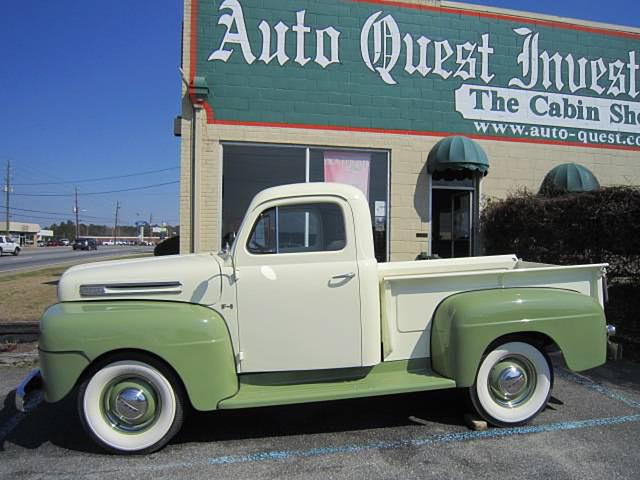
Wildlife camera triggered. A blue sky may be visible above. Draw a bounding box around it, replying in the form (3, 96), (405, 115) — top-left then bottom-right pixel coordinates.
(0, 1), (183, 228)
(0, 1), (638, 229)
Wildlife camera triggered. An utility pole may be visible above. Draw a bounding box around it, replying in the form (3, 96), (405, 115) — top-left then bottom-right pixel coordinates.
(149, 212), (153, 240)
(4, 161), (10, 235)
(74, 186), (80, 240)
(113, 201), (120, 244)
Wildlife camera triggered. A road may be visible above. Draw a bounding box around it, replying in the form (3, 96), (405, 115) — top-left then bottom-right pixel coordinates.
(1, 359), (639, 479)
(0, 246), (154, 274)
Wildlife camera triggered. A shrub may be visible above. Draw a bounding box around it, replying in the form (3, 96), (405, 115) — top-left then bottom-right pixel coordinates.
(481, 187), (640, 278)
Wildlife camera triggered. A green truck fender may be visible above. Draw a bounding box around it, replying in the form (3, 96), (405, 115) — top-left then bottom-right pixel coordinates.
(39, 301), (238, 410)
(430, 287), (607, 387)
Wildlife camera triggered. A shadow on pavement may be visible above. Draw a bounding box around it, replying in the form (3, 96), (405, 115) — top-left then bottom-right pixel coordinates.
(1, 386), (468, 454)
(174, 388), (468, 446)
(0, 389), (103, 454)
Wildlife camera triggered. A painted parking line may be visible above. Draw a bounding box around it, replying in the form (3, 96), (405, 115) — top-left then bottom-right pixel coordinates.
(557, 369), (640, 410)
(127, 371), (640, 472)
(130, 414), (640, 473)
(1, 366), (636, 472)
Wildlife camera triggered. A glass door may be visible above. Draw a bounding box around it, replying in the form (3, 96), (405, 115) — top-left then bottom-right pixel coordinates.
(431, 189), (472, 258)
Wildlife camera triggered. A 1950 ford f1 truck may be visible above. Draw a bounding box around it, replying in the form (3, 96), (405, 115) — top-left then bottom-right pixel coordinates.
(16, 183), (614, 454)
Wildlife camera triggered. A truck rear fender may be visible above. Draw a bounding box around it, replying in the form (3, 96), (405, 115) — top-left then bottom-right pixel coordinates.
(39, 301), (238, 410)
(430, 288), (607, 387)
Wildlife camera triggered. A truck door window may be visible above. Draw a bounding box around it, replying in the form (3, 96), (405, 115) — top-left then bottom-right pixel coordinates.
(247, 203), (346, 254)
(247, 208), (277, 254)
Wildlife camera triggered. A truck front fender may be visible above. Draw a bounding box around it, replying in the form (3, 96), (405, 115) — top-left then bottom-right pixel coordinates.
(39, 301), (238, 410)
(430, 288), (606, 387)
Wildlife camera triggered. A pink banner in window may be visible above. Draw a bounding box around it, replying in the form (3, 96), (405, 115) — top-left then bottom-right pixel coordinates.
(323, 151), (370, 199)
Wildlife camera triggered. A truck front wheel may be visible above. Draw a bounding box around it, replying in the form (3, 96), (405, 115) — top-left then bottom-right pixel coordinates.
(77, 355), (185, 454)
(469, 341), (552, 427)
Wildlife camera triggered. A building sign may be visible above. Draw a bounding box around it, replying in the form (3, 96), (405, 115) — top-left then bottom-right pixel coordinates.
(193, 0), (640, 149)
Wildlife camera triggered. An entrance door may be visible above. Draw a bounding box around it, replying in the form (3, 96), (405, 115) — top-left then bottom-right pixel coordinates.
(432, 189), (472, 258)
(233, 199), (362, 373)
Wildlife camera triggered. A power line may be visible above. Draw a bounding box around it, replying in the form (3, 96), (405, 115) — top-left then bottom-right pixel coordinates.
(0, 205), (113, 221)
(13, 180), (180, 197)
(12, 166), (179, 186)
(8, 213), (74, 223)
(8, 211), (156, 226)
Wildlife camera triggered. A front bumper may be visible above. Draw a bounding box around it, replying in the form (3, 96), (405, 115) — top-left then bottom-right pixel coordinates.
(15, 368), (43, 412)
(607, 324), (623, 361)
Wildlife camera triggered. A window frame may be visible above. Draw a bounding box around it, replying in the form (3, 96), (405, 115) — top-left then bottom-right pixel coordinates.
(245, 201), (348, 256)
(221, 141), (390, 262)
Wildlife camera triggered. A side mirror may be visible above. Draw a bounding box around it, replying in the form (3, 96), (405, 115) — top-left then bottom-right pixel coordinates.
(222, 231), (237, 254)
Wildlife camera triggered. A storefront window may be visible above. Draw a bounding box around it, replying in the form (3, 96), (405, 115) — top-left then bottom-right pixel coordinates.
(222, 145), (305, 247)
(309, 149), (388, 262)
(222, 144), (389, 261)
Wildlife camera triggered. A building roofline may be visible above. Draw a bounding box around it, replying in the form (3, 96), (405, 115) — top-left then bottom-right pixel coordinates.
(443, 1), (640, 35)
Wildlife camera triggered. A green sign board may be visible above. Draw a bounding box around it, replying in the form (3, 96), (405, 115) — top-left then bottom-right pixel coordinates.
(192, 0), (640, 150)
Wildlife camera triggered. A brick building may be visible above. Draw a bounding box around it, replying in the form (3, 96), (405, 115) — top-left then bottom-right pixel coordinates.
(179, 0), (640, 261)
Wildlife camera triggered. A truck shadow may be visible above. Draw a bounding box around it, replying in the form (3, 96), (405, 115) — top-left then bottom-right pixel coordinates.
(176, 389), (470, 445)
(1, 387), (469, 454)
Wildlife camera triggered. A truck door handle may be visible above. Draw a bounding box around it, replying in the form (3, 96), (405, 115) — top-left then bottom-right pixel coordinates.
(331, 272), (355, 280)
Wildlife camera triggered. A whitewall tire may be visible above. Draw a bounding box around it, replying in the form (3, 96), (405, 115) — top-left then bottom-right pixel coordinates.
(78, 357), (184, 454)
(469, 341), (552, 426)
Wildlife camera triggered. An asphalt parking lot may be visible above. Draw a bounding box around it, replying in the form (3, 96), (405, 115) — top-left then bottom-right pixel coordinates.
(1, 360), (639, 480)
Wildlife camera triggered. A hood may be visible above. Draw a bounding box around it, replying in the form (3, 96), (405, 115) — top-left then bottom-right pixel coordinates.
(58, 253), (224, 306)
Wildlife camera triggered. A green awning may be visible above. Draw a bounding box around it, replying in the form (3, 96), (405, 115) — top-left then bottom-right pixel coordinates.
(427, 136), (489, 177)
(539, 163), (600, 196)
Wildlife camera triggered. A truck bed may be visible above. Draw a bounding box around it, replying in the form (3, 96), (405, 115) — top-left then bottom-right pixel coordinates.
(377, 255), (607, 361)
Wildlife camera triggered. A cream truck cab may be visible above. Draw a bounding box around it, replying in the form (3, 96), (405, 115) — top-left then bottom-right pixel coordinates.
(17, 183), (613, 454)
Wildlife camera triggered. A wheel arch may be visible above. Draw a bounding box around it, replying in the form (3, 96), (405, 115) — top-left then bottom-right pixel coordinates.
(77, 348), (190, 405)
(430, 287), (607, 387)
(39, 301), (239, 410)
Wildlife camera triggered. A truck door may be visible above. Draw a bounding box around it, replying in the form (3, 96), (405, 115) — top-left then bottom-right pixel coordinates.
(233, 198), (362, 372)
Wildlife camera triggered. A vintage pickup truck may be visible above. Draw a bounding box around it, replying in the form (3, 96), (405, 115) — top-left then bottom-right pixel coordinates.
(16, 183), (614, 454)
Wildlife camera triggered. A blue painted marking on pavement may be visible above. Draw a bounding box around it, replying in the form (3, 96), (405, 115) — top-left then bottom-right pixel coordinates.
(558, 369), (640, 410)
(136, 414), (640, 471)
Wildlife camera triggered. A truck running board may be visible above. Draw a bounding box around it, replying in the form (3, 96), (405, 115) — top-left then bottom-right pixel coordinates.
(218, 360), (456, 410)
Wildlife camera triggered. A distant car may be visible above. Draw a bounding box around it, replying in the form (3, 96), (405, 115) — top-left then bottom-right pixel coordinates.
(0, 236), (20, 256)
(72, 238), (98, 251)
(37, 240), (46, 247)
(102, 240), (114, 246)
(60, 239), (70, 246)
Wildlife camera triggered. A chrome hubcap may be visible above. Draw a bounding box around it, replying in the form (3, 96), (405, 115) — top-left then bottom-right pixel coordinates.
(102, 378), (159, 433)
(114, 388), (148, 422)
(488, 356), (536, 408)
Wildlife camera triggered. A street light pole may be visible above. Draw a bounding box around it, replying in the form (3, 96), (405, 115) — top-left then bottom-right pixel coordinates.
(74, 187), (80, 240)
(4, 161), (10, 235)
(113, 201), (120, 244)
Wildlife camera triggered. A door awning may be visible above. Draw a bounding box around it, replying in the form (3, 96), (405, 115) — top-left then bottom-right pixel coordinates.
(539, 163), (600, 196)
(427, 136), (489, 177)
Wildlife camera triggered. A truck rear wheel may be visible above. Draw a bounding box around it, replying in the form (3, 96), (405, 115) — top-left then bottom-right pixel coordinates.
(469, 341), (552, 427)
(77, 355), (185, 454)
